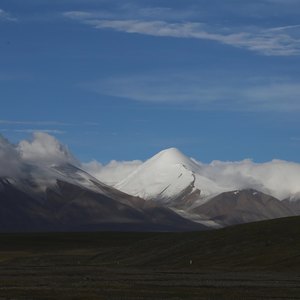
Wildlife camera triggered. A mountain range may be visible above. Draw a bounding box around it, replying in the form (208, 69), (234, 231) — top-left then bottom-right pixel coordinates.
(115, 148), (298, 227)
(0, 147), (299, 231)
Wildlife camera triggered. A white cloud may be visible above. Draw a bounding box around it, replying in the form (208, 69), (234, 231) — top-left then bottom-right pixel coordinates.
(0, 133), (78, 188)
(0, 9), (17, 22)
(64, 10), (300, 56)
(1, 133), (300, 201)
(82, 159), (142, 185)
(92, 20), (300, 56)
(0, 132), (136, 183)
(196, 159), (300, 200)
(82, 153), (300, 200)
(18, 132), (77, 166)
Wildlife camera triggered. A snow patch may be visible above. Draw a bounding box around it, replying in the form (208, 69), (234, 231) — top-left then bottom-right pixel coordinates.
(171, 208), (223, 229)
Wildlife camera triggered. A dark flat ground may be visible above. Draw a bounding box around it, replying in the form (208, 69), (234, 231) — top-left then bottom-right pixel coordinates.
(1, 217), (300, 299)
(1, 265), (300, 299)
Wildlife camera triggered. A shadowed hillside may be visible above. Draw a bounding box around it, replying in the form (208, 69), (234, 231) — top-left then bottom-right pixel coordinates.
(0, 216), (300, 299)
(1, 216), (300, 271)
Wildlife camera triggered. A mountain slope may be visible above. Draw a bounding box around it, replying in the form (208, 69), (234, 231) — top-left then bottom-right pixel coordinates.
(191, 189), (296, 226)
(0, 178), (52, 231)
(0, 164), (207, 232)
(116, 148), (222, 207)
(45, 179), (207, 231)
(283, 198), (300, 215)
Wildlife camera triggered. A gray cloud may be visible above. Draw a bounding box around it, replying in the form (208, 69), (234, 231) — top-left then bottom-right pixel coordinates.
(0, 135), (23, 178)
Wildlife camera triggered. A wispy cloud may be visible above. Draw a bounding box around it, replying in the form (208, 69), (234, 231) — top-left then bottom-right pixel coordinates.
(0, 121), (68, 135)
(0, 129), (65, 134)
(64, 10), (300, 56)
(0, 120), (70, 126)
(86, 73), (300, 111)
(0, 9), (17, 22)
(265, 0), (299, 4)
(63, 5), (197, 22)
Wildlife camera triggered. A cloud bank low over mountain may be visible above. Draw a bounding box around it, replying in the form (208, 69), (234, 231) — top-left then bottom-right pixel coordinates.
(83, 160), (142, 186)
(194, 159), (300, 200)
(0, 132), (77, 179)
(18, 132), (78, 166)
(1, 132), (300, 201)
(83, 148), (300, 201)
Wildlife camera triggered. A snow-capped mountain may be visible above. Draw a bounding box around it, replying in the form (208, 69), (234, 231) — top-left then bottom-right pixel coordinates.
(113, 148), (299, 227)
(116, 148), (224, 207)
(115, 147), (300, 204)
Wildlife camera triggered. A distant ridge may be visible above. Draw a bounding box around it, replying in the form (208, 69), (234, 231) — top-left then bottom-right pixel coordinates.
(0, 163), (207, 232)
(192, 189), (295, 226)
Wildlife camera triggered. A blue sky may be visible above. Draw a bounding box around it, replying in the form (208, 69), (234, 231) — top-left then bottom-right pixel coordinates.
(1, 0), (300, 163)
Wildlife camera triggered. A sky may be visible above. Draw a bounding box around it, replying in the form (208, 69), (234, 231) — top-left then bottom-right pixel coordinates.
(1, 0), (300, 163)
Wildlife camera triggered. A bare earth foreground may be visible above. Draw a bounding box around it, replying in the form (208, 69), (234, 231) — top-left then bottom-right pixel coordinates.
(0, 217), (300, 299)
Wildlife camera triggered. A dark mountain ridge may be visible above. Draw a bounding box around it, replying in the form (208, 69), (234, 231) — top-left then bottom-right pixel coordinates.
(0, 167), (207, 232)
